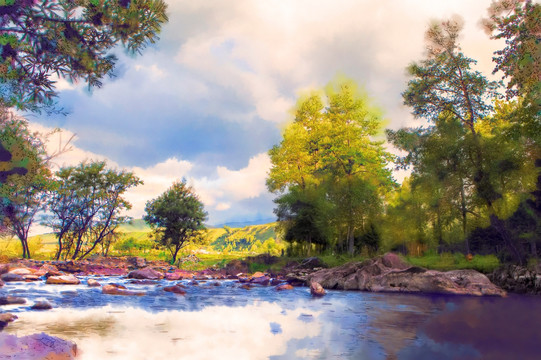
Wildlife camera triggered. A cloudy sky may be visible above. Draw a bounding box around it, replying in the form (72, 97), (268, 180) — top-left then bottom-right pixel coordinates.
(28, 0), (504, 230)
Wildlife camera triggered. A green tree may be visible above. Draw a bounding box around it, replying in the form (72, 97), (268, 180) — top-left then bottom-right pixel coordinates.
(45, 161), (141, 260)
(0, 107), (53, 258)
(0, 0), (168, 111)
(144, 180), (207, 264)
(268, 77), (394, 255)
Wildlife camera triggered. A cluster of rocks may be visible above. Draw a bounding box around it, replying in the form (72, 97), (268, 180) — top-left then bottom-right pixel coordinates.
(489, 264), (541, 295)
(299, 253), (506, 296)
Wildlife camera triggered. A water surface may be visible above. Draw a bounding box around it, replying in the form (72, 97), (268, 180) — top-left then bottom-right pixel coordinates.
(1, 276), (539, 359)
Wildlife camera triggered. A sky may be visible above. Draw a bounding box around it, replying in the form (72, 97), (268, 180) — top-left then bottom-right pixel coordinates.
(27, 0), (505, 231)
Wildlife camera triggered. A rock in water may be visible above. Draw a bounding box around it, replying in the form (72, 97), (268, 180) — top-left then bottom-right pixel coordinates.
(46, 275), (81, 285)
(307, 253), (506, 296)
(0, 313), (17, 330)
(310, 282), (325, 297)
(0, 273), (25, 282)
(87, 279), (101, 287)
(0, 296), (27, 305)
(31, 301), (53, 310)
(127, 267), (164, 280)
(102, 284), (145, 296)
(276, 284), (294, 291)
(0, 332), (77, 359)
(164, 285), (186, 295)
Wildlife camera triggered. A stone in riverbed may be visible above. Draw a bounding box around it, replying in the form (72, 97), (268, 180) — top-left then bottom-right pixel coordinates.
(31, 301), (53, 310)
(251, 275), (270, 286)
(34, 264), (63, 277)
(128, 267), (164, 280)
(0, 313), (17, 330)
(46, 274), (81, 285)
(102, 284), (145, 296)
(8, 267), (34, 276)
(0, 264), (8, 276)
(0, 332), (77, 359)
(240, 284), (253, 290)
(0, 273), (25, 282)
(0, 279), (4, 287)
(0, 296), (26, 305)
(276, 284), (294, 291)
(163, 285), (186, 295)
(310, 282), (325, 297)
(87, 279), (101, 287)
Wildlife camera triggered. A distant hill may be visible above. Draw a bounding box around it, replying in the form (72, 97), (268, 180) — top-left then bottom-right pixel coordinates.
(211, 218), (276, 228)
(118, 219), (152, 233)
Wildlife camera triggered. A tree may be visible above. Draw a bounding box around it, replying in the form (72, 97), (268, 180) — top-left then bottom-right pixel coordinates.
(268, 77), (394, 255)
(144, 180), (207, 264)
(0, 0), (168, 111)
(0, 106), (53, 258)
(45, 161), (141, 260)
(483, 0), (541, 114)
(398, 16), (537, 262)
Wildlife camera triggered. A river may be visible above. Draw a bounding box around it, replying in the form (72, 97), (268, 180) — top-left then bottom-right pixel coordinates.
(1, 276), (540, 359)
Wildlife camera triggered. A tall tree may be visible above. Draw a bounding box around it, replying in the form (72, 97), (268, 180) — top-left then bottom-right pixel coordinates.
(144, 180), (207, 264)
(0, 0), (168, 111)
(46, 161), (141, 260)
(268, 78), (394, 255)
(0, 107), (53, 258)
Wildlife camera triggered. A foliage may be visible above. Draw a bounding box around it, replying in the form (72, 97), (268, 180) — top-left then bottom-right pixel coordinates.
(483, 0), (541, 113)
(44, 161), (141, 260)
(0, 0), (168, 111)
(0, 107), (55, 258)
(406, 252), (500, 274)
(388, 15), (538, 264)
(144, 180), (207, 264)
(268, 77), (395, 256)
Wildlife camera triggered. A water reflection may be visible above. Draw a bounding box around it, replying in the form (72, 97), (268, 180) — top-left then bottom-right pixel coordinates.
(2, 277), (540, 359)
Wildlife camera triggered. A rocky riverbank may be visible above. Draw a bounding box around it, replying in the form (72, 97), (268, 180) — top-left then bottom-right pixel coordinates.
(489, 264), (541, 295)
(287, 253), (507, 296)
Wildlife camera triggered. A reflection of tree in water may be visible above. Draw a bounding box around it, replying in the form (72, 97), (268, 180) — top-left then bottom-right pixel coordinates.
(365, 294), (447, 360)
(421, 296), (541, 360)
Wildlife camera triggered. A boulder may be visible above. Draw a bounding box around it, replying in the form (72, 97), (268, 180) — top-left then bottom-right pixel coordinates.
(1, 273), (25, 282)
(0, 279), (3, 287)
(31, 301), (53, 310)
(276, 284), (294, 291)
(8, 267), (34, 276)
(102, 284), (145, 296)
(34, 264), (62, 277)
(251, 275), (270, 286)
(251, 271), (265, 278)
(87, 279), (101, 287)
(128, 256), (147, 269)
(24, 274), (40, 281)
(0, 296), (26, 305)
(0, 264), (8, 275)
(270, 278), (283, 286)
(310, 282), (325, 297)
(240, 284), (253, 290)
(53, 261), (87, 274)
(0, 313), (17, 330)
(127, 267), (164, 280)
(0, 332), (77, 359)
(489, 265), (541, 295)
(163, 285), (186, 295)
(46, 275), (81, 285)
(307, 253), (506, 296)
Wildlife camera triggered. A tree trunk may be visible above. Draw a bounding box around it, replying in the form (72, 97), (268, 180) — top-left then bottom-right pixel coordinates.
(490, 214), (524, 265)
(347, 225), (354, 255)
(460, 180), (469, 254)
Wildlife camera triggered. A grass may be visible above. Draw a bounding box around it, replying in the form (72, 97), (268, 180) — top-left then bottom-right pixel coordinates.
(405, 252), (500, 274)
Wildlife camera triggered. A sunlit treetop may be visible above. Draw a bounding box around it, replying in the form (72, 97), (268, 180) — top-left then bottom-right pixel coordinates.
(0, 0), (168, 112)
